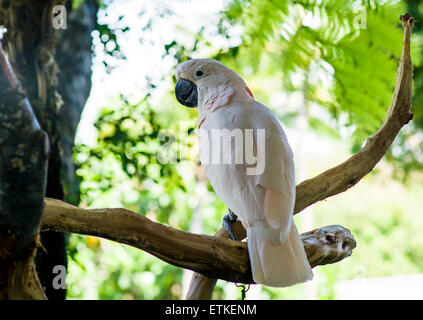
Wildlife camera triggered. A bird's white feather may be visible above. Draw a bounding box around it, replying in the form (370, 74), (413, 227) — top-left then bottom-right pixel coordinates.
(199, 101), (313, 286)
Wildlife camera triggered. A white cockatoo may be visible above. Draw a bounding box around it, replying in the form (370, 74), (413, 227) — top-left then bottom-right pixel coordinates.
(174, 59), (313, 287)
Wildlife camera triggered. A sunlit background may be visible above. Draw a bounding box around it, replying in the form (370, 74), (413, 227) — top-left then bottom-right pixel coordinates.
(67, 0), (423, 299)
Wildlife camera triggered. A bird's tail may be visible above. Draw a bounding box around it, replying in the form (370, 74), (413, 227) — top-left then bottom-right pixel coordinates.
(247, 221), (313, 287)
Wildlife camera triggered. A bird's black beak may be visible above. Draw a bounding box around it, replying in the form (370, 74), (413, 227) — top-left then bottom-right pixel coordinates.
(175, 78), (198, 108)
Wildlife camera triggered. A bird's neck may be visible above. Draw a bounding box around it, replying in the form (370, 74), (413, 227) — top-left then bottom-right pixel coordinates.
(197, 84), (252, 129)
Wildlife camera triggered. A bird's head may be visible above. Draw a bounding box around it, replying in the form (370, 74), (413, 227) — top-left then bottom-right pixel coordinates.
(175, 59), (253, 109)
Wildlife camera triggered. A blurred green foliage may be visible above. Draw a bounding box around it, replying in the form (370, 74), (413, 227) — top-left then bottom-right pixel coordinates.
(220, 0), (407, 146)
(68, 92), (229, 299)
(70, 94), (193, 299)
(66, 0), (423, 299)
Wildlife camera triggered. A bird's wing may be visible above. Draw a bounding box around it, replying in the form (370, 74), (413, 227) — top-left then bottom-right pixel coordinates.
(249, 102), (296, 241)
(199, 101), (296, 237)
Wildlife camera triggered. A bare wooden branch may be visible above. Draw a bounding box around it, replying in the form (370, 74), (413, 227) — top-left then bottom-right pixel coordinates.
(186, 13), (415, 299)
(41, 198), (356, 284)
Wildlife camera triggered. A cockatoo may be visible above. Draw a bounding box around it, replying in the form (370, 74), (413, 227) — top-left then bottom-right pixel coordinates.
(174, 59), (313, 287)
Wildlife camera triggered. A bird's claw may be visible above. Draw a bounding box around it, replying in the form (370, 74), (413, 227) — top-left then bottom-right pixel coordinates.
(223, 209), (238, 241)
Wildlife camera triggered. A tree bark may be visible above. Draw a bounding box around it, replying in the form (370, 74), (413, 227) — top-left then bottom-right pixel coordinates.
(35, 0), (98, 300)
(0, 45), (49, 300)
(55, 0), (98, 206)
(0, 0), (67, 300)
(0, 0), (97, 299)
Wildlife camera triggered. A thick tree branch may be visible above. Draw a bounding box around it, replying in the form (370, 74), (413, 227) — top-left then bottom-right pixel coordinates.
(41, 199), (356, 284)
(186, 13), (415, 299)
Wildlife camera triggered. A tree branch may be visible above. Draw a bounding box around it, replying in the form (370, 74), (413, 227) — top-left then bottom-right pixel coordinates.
(41, 199), (356, 283)
(186, 13), (415, 299)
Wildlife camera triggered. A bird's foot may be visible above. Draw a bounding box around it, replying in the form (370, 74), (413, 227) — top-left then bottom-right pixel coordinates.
(223, 209), (238, 241)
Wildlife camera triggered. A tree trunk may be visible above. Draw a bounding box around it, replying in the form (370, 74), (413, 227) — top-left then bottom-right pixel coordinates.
(0, 45), (49, 300)
(35, 0), (98, 300)
(0, 0), (97, 299)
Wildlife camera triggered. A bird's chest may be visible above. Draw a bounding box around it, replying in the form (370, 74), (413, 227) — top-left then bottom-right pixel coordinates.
(197, 110), (253, 193)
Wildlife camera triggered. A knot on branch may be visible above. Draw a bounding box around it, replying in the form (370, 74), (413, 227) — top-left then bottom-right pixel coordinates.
(400, 13), (414, 28)
(301, 225), (356, 268)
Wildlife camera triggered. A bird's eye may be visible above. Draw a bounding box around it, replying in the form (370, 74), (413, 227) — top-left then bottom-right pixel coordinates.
(194, 69), (205, 79)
